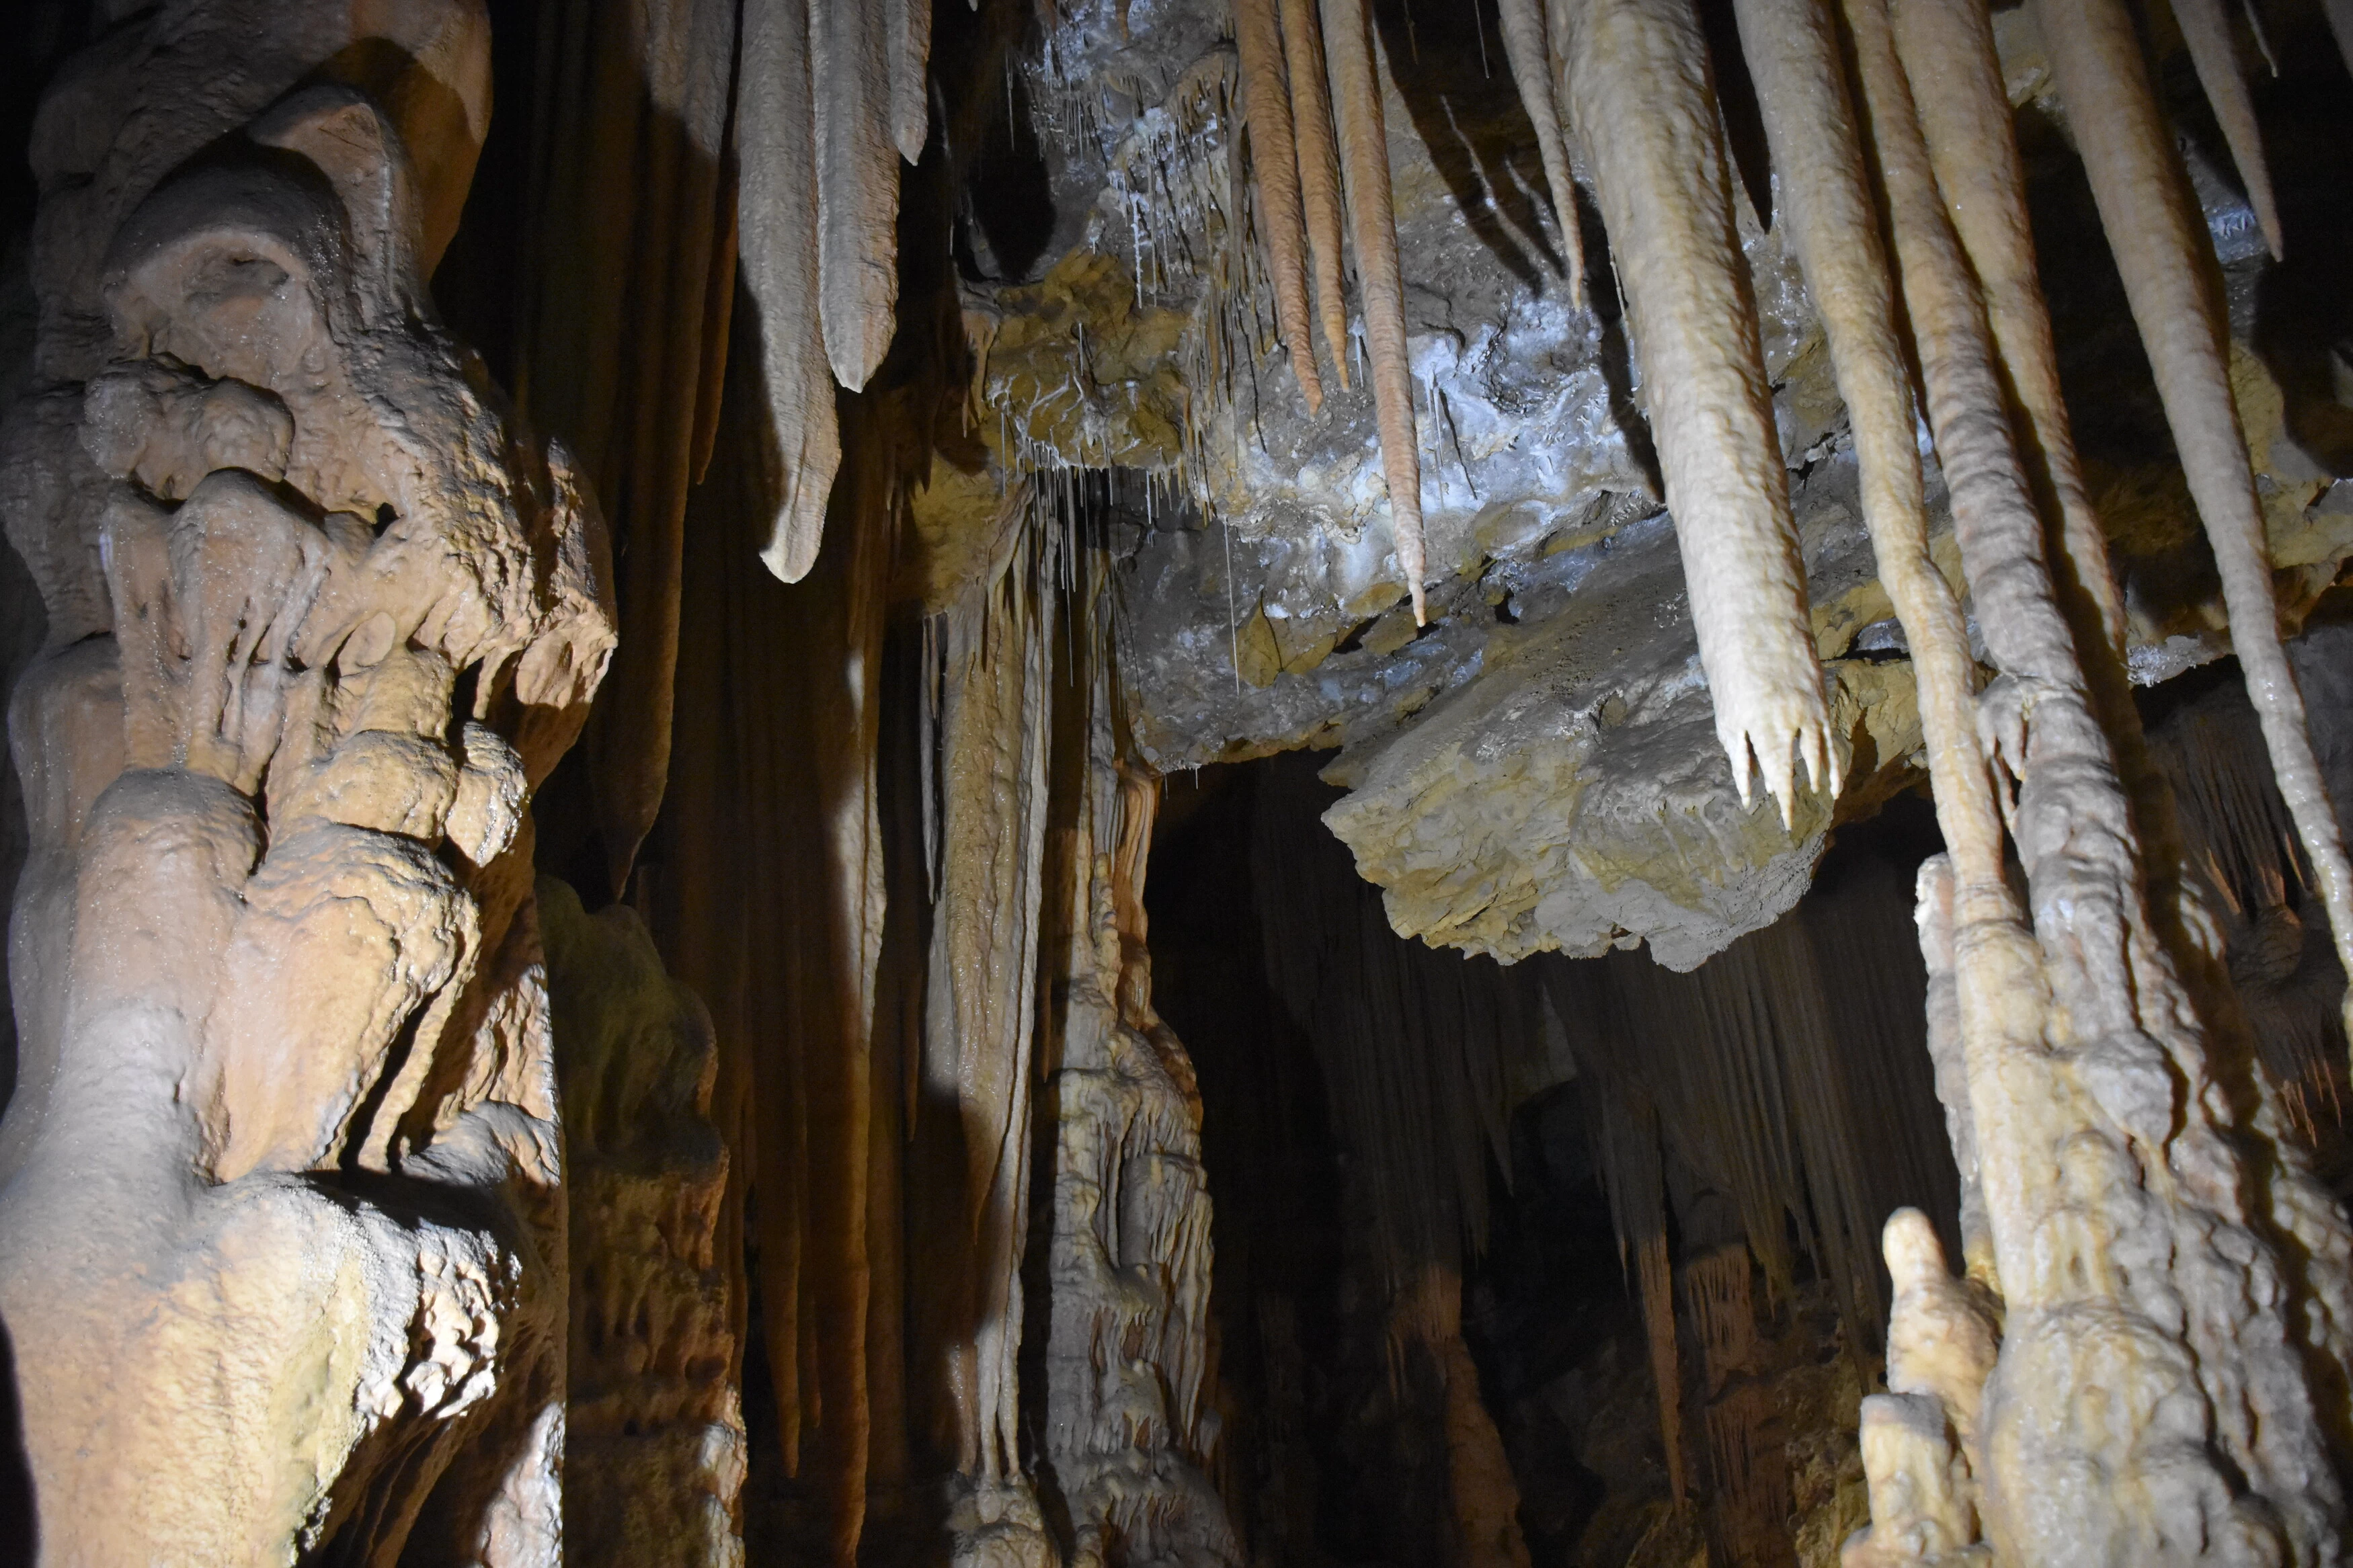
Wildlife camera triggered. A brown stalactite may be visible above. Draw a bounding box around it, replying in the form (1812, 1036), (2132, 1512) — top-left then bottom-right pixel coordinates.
(1319, 0), (1428, 624)
(742, 0), (844, 584)
(813, 0), (905, 392)
(1555, 0), (1835, 820)
(1236, 0), (1326, 413)
(1281, 0), (1354, 390)
(2030, 0), (2353, 1028)
(521, 0), (739, 891)
(1494, 0), (1589, 308)
(2169, 0), (2284, 261)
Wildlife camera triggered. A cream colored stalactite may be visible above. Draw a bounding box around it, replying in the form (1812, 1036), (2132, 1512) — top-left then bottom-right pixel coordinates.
(1494, 0), (1589, 308)
(1890, 0), (2126, 659)
(1319, 0), (1429, 624)
(1849, 0), (2353, 1553)
(812, 0), (902, 392)
(742, 0), (843, 582)
(1281, 0), (1353, 390)
(889, 0), (932, 164)
(1236, 0), (1326, 413)
(2031, 0), (2353, 1031)
(2169, 0), (2283, 260)
(1556, 0), (1835, 820)
(1726, 0), (2001, 891)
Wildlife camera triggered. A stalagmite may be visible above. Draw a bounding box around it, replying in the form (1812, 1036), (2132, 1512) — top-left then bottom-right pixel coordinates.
(1494, 0), (1589, 308)
(1727, 0), (2003, 890)
(1319, 0), (1429, 624)
(813, 0), (904, 391)
(1041, 562), (1238, 1568)
(2030, 0), (2353, 1028)
(1236, 0), (1326, 412)
(1281, 0), (1354, 389)
(2169, 0), (2284, 260)
(1554, 0), (1835, 818)
(741, 0), (844, 583)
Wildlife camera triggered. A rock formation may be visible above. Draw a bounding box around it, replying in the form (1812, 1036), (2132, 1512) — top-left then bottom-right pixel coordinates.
(7, 0), (2353, 1563)
(0, 9), (614, 1559)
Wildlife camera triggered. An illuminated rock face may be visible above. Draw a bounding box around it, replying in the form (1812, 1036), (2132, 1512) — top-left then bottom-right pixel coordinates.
(0, 10), (612, 1561)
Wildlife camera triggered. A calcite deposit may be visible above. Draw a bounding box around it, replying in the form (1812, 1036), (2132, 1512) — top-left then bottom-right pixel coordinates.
(5, 0), (2353, 1563)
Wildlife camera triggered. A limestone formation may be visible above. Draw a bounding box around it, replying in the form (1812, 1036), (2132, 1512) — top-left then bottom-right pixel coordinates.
(8, 0), (2353, 1564)
(0, 20), (612, 1561)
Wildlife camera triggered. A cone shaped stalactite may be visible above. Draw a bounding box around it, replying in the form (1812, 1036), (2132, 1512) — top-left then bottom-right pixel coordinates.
(1319, 0), (1428, 624)
(742, 0), (844, 585)
(1555, 0), (1837, 821)
(813, 0), (906, 393)
(1281, 0), (1355, 391)
(1236, 0), (1326, 413)
(2169, 0), (2284, 261)
(1494, 0), (1589, 308)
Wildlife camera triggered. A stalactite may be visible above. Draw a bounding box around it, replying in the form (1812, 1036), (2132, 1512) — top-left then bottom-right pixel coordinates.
(1494, 0), (1589, 308)
(1280, 0), (1353, 390)
(520, 0), (739, 887)
(1891, 0), (2124, 659)
(1554, 0), (1835, 819)
(1634, 1229), (1690, 1503)
(740, 0), (844, 584)
(891, 0), (934, 164)
(1318, 0), (1429, 624)
(1236, 0), (1326, 413)
(1727, 0), (2004, 895)
(2029, 0), (2353, 1029)
(1843, 0), (2353, 1549)
(813, 0), (905, 392)
(2169, 0), (2283, 261)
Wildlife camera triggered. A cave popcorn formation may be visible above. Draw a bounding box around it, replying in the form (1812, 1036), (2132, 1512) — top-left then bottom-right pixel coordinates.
(1, 0), (2352, 1563)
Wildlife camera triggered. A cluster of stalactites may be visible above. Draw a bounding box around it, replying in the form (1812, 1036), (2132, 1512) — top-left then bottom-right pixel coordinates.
(1228, 0), (1429, 623)
(1613, 0), (2353, 1552)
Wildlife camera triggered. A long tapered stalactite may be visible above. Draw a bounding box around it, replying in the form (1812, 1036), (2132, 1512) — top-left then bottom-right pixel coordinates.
(1319, 0), (1429, 623)
(813, 0), (906, 393)
(741, 0), (845, 585)
(2028, 0), (2353, 1028)
(1281, 0), (1354, 390)
(1552, 0), (1836, 818)
(1494, 0), (1589, 307)
(1236, 0), (1326, 412)
(2168, 0), (2283, 260)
